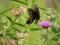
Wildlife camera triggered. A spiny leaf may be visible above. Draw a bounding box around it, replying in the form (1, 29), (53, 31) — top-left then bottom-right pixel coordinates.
(51, 37), (58, 41)
(10, 35), (17, 40)
(11, 0), (27, 6)
(6, 16), (12, 22)
(14, 23), (25, 27)
(30, 28), (42, 31)
(12, 26), (20, 32)
(0, 8), (13, 15)
(38, 7), (46, 11)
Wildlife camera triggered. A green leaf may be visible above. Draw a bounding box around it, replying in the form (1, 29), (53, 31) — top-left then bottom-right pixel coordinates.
(38, 7), (46, 11)
(10, 34), (17, 40)
(25, 0), (27, 2)
(30, 28), (42, 31)
(0, 33), (3, 37)
(6, 16), (12, 22)
(14, 23), (25, 27)
(51, 37), (58, 41)
(12, 26), (20, 32)
(11, 0), (27, 6)
(12, 36), (17, 40)
(0, 8), (13, 15)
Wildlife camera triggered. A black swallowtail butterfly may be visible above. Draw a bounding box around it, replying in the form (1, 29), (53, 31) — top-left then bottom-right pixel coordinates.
(26, 4), (40, 25)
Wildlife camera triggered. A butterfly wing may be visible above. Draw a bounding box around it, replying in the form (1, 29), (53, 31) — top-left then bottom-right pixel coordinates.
(32, 4), (40, 24)
(26, 8), (34, 24)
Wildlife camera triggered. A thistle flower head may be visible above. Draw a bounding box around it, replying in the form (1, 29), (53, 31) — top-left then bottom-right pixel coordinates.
(11, 39), (16, 45)
(19, 7), (26, 12)
(23, 32), (29, 38)
(39, 21), (51, 28)
(11, 10), (20, 16)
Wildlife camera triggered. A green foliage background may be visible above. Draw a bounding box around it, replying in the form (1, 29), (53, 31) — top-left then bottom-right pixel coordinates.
(0, 0), (60, 45)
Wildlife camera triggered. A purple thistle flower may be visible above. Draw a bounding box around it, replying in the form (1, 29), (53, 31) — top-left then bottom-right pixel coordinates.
(39, 21), (51, 28)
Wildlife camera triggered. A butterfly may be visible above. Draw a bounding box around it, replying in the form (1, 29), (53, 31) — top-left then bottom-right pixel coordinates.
(26, 4), (40, 25)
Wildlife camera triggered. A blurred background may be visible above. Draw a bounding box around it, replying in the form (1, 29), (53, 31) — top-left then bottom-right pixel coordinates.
(0, 0), (60, 45)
